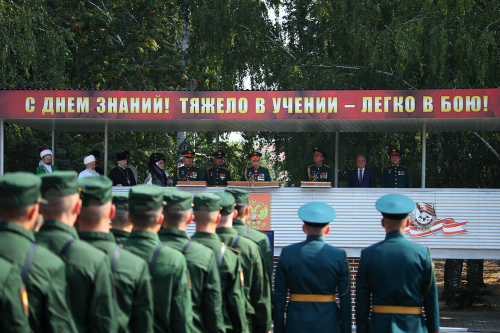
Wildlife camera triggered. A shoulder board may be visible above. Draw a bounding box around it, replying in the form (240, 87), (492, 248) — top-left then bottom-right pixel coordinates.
(121, 246), (146, 259)
(221, 166), (230, 171)
(400, 165), (407, 168)
(0, 252), (15, 263)
(192, 165), (201, 169)
(323, 164), (331, 168)
(308, 164), (315, 168)
(260, 166), (268, 170)
(227, 246), (241, 254)
(384, 165), (393, 168)
(206, 166), (214, 171)
(245, 166), (252, 170)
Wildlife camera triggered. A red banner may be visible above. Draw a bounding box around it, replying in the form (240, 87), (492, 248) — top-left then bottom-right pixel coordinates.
(0, 89), (497, 120)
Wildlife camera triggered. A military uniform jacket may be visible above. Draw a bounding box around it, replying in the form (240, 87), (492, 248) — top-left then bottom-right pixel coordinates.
(35, 220), (117, 333)
(240, 166), (271, 181)
(216, 227), (271, 333)
(122, 230), (193, 333)
(232, 218), (274, 316)
(159, 228), (225, 333)
(0, 222), (77, 333)
(205, 165), (232, 187)
(356, 231), (439, 333)
(35, 165), (60, 174)
(304, 164), (334, 186)
(172, 165), (204, 186)
(380, 164), (411, 188)
(110, 228), (130, 244)
(0, 255), (31, 333)
(78, 231), (154, 333)
(191, 231), (247, 333)
(274, 235), (351, 333)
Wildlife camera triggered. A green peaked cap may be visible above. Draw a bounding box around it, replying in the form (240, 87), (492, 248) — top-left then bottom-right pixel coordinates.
(40, 171), (79, 197)
(129, 185), (164, 211)
(192, 193), (222, 212)
(78, 176), (113, 207)
(224, 188), (249, 204)
(112, 192), (129, 211)
(0, 172), (47, 208)
(163, 190), (192, 211)
(214, 192), (236, 215)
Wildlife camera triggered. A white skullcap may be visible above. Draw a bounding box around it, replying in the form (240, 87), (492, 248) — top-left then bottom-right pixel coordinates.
(40, 149), (52, 158)
(84, 155), (96, 165)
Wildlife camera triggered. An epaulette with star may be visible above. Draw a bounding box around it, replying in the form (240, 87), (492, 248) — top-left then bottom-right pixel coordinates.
(308, 164), (315, 168)
(221, 166), (230, 171)
(323, 164), (331, 168)
(260, 166), (268, 169)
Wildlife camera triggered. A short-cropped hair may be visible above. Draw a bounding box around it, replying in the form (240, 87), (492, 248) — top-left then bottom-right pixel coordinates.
(129, 207), (162, 228)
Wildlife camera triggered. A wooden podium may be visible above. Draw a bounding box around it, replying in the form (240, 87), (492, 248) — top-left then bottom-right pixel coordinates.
(176, 181), (207, 187)
(301, 181), (332, 187)
(227, 181), (280, 188)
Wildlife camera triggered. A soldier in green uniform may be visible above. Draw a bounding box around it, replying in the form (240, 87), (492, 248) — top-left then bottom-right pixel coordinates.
(160, 191), (225, 333)
(274, 202), (351, 333)
(0, 255), (31, 333)
(240, 152), (271, 181)
(35, 171), (117, 333)
(77, 177), (154, 333)
(110, 192), (132, 244)
(356, 194), (439, 333)
(0, 172), (77, 333)
(36, 148), (60, 174)
(380, 149), (411, 188)
(192, 192), (247, 333)
(205, 151), (232, 187)
(122, 185), (194, 333)
(216, 194), (271, 333)
(172, 150), (204, 186)
(304, 147), (334, 186)
(225, 188), (274, 318)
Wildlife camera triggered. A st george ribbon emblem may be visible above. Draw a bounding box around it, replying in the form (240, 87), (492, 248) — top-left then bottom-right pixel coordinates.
(407, 202), (468, 237)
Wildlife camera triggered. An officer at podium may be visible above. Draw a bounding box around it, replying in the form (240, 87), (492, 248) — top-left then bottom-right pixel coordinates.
(172, 150), (204, 186)
(240, 152), (271, 181)
(304, 147), (333, 186)
(205, 151), (232, 187)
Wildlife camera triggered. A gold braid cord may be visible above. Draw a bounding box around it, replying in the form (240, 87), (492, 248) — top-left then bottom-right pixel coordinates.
(177, 167), (189, 181)
(307, 166), (318, 182)
(206, 167), (216, 185)
(244, 167), (255, 181)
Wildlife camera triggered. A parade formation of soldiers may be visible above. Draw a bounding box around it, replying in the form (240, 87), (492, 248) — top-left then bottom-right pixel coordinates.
(0, 144), (441, 333)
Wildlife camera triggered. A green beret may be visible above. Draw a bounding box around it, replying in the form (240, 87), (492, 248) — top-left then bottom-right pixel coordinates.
(0, 172), (47, 208)
(112, 192), (129, 211)
(78, 176), (113, 207)
(129, 185), (164, 211)
(225, 188), (249, 204)
(163, 190), (192, 211)
(192, 193), (222, 212)
(214, 192), (236, 216)
(40, 171), (79, 198)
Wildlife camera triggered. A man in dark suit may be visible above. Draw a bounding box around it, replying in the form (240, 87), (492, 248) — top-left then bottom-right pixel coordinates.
(347, 155), (375, 187)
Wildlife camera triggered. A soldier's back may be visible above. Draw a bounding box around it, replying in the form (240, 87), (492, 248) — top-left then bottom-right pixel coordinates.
(0, 222), (77, 333)
(123, 230), (193, 333)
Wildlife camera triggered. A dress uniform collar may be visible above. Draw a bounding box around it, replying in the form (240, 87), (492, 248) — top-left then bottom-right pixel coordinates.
(110, 228), (130, 238)
(216, 227), (239, 235)
(385, 231), (406, 240)
(232, 218), (246, 226)
(192, 231), (220, 243)
(78, 231), (115, 242)
(158, 228), (190, 239)
(306, 235), (325, 242)
(129, 230), (160, 241)
(40, 219), (79, 239)
(0, 221), (36, 242)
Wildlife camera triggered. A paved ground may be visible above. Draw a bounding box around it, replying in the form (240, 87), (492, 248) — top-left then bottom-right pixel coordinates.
(439, 311), (500, 332)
